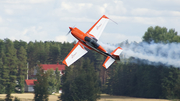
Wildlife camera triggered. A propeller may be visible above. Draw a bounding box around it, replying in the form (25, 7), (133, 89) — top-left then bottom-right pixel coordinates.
(66, 30), (71, 35)
(66, 27), (74, 35)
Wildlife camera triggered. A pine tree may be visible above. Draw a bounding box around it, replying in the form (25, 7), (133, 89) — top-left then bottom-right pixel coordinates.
(48, 44), (60, 64)
(60, 58), (100, 101)
(0, 40), (5, 94)
(34, 63), (49, 101)
(55, 68), (61, 93)
(35, 41), (48, 63)
(17, 46), (27, 93)
(46, 69), (56, 94)
(0, 57), (5, 94)
(27, 41), (36, 75)
(59, 66), (74, 101)
(1, 51), (9, 95)
(3, 39), (18, 101)
(174, 71), (180, 99)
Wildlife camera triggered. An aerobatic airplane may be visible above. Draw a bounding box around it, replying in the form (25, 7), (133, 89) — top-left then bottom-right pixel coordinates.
(63, 15), (123, 69)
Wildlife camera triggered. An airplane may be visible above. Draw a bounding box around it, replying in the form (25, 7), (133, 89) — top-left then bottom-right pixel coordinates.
(62, 15), (123, 69)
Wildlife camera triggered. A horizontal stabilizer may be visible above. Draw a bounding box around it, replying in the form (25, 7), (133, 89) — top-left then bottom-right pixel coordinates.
(103, 56), (115, 69)
(103, 47), (123, 69)
(111, 47), (123, 57)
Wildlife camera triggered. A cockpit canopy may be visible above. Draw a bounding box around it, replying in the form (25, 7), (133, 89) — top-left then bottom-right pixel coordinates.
(84, 36), (99, 48)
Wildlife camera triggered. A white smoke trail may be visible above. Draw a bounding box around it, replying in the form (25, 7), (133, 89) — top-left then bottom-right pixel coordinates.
(99, 41), (180, 67)
(98, 41), (116, 52)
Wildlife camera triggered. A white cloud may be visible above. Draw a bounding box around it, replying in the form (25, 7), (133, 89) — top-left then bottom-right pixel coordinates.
(55, 35), (68, 42)
(108, 16), (165, 25)
(23, 26), (49, 41)
(131, 8), (161, 16)
(0, 27), (25, 41)
(60, 17), (95, 23)
(0, 26), (49, 42)
(60, 2), (93, 14)
(100, 32), (141, 43)
(105, 0), (127, 15)
(61, 2), (72, 11)
(131, 8), (180, 17)
(29, 0), (52, 3)
(133, 17), (165, 25)
(157, 0), (180, 4)
(1, 0), (25, 4)
(4, 9), (14, 15)
(0, 16), (2, 23)
(171, 11), (180, 16)
(2, 0), (52, 4)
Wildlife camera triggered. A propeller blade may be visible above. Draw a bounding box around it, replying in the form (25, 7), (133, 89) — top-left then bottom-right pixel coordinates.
(66, 30), (71, 35)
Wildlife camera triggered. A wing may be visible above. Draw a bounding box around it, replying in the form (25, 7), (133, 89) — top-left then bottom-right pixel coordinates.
(63, 41), (88, 66)
(86, 15), (109, 40)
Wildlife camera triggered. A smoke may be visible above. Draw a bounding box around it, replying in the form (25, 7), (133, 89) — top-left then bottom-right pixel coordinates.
(99, 41), (180, 67)
(98, 41), (116, 52)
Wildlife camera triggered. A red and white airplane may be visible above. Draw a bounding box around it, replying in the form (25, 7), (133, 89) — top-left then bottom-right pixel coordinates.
(63, 15), (123, 69)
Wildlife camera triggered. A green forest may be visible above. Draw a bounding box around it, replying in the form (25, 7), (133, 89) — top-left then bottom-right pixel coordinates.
(0, 26), (180, 100)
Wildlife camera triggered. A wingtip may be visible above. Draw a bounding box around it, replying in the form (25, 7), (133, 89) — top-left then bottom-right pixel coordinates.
(102, 64), (107, 69)
(102, 15), (109, 19)
(62, 60), (68, 66)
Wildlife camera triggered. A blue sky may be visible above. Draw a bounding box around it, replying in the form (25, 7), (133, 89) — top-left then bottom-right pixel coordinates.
(0, 0), (180, 44)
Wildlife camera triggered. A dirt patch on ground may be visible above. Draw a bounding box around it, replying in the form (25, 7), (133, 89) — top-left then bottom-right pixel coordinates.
(0, 93), (171, 101)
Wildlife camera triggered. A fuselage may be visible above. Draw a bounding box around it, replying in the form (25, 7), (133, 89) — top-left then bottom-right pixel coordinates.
(69, 27), (114, 58)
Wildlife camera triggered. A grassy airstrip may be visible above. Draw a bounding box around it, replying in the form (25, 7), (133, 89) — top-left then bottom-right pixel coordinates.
(0, 93), (171, 101)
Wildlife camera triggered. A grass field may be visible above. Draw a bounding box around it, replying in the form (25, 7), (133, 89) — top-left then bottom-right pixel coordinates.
(0, 93), (171, 101)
